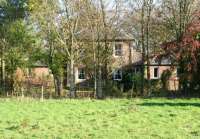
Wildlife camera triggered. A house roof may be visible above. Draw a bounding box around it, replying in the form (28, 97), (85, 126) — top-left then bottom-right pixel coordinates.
(76, 27), (135, 42)
(31, 61), (48, 68)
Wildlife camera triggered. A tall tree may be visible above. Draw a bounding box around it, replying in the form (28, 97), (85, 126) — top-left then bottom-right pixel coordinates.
(0, 0), (32, 93)
(126, 0), (156, 95)
(161, 0), (199, 95)
(162, 11), (200, 94)
(55, 0), (87, 98)
(29, 0), (65, 96)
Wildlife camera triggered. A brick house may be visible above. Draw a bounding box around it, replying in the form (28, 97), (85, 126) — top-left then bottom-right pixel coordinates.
(20, 37), (178, 91)
(73, 38), (142, 87)
(145, 56), (179, 91)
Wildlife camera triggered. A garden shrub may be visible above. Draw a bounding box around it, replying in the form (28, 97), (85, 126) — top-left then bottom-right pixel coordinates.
(161, 69), (172, 90)
(104, 81), (123, 97)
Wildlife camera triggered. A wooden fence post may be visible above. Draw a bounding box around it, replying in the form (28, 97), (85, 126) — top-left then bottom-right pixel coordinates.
(41, 85), (44, 102)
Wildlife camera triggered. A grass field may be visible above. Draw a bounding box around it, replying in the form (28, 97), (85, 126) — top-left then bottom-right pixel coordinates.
(0, 98), (200, 139)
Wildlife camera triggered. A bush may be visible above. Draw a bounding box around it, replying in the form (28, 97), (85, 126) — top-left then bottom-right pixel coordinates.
(122, 72), (142, 94)
(161, 69), (172, 90)
(104, 81), (123, 97)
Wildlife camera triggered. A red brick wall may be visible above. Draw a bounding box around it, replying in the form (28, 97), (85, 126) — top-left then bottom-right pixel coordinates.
(31, 67), (50, 79)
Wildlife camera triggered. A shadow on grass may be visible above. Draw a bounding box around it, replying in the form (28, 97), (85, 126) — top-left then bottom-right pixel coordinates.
(138, 102), (200, 107)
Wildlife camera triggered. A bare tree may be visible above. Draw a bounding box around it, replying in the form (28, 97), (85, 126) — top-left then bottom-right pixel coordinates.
(55, 0), (88, 98)
(126, 0), (155, 95)
(80, 0), (121, 99)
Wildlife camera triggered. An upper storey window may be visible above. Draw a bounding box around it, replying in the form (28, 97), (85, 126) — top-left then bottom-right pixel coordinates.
(114, 43), (122, 56)
(153, 67), (159, 79)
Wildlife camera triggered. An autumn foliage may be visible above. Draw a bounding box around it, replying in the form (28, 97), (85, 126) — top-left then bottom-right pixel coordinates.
(161, 11), (200, 93)
(162, 11), (200, 73)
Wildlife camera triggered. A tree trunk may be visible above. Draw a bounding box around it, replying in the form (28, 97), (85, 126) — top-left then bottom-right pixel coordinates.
(93, 43), (97, 97)
(41, 85), (44, 101)
(0, 56), (2, 85)
(69, 59), (76, 98)
(146, 62), (151, 96)
(53, 75), (63, 97)
(96, 66), (103, 99)
(140, 1), (145, 96)
(53, 77), (57, 96)
(56, 76), (63, 97)
(21, 86), (24, 98)
(100, 0), (108, 98)
(146, 0), (152, 96)
(0, 43), (3, 88)
(96, 36), (103, 99)
(0, 51), (5, 93)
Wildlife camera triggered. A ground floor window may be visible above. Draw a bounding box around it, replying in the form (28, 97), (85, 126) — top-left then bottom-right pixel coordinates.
(134, 67), (140, 73)
(78, 68), (85, 79)
(113, 69), (122, 81)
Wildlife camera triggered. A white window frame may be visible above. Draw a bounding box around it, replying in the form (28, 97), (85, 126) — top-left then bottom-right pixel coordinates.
(114, 43), (123, 57)
(78, 68), (86, 80)
(153, 67), (159, 79)
(113, 69), (122, 81)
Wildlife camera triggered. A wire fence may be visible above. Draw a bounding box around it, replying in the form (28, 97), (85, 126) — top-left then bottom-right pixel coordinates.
(0, 77), (180, 99)
(0, 78), (96, 99)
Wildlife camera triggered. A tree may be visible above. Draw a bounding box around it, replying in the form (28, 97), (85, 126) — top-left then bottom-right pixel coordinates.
(96, 0), (123, 98)
(126, 0), (156, 95)
(0, 0), (33, 94)
(29, 0), (117, 98)
(29, 0), (66, 97)
(55, 0), (88, 98)
(161, 0), (200, 95)
(162, 11), (200, 94)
